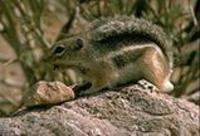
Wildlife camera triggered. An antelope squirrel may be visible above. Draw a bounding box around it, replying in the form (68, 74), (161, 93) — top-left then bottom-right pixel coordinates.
(50, 16), (174, 95)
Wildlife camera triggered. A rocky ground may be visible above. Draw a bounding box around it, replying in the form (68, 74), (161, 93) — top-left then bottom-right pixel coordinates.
(0, 84), (199, 136)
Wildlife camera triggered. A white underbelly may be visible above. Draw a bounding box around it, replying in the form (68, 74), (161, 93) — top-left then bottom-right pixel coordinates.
(115, 63), (142, 85)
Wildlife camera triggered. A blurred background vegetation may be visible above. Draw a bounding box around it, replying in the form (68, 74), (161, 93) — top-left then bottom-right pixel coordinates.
(0, 0), (199, 116)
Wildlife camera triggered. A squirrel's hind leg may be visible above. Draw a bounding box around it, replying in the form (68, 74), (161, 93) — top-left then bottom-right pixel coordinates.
(141, 45), (174, 92)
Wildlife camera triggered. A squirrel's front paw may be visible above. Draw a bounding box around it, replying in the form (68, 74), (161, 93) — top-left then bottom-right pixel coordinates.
(79, 86), (103, 96)
(78, 85), (106, 96)
(137, 79), (158, 93)
(73, 81), (92, 96)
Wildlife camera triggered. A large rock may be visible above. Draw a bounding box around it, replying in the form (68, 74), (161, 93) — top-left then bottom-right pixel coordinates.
(0, 84), (199, 136)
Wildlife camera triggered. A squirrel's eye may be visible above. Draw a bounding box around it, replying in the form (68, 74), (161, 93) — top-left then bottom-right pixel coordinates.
(74, 38), (84, 50)
(52, 44), (65, 56)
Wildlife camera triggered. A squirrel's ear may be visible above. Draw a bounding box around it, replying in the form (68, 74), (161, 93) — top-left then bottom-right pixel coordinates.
(75, 38), (84, 50)
(52, 44), (65, 56)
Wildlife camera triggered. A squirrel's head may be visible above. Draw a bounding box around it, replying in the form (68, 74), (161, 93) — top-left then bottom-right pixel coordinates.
(50, 37), (88, 69)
